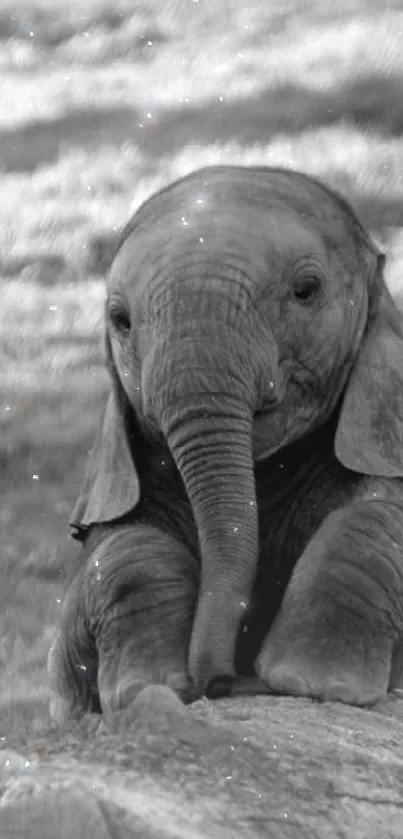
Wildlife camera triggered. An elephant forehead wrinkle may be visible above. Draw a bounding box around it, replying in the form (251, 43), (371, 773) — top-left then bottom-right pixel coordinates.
(150, 280), (254, 319)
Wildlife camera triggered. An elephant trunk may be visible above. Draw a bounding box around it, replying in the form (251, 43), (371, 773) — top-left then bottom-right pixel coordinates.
(172, 404), (258, 695)
(146, 335), (259, 695)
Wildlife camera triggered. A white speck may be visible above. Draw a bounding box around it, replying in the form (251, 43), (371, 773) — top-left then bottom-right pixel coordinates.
(139, 123), (144, 128)
(147, 112), (152, 119)
(87, 185), (92, 192)
(230, 745), (235, 751)
(248, 500), (256, 507)
(273, 744), (277, 750)
(123, 371), (129, 377)
(289, 733), (294, 739)
(147, 40), (153, 46)
(225, 775), (232, 780)
(49, 305), (58, 311)
(96, 572), (102, 581)
(32, 474), (39, 480)
(181, 216), (189, 226)
(278, 463), (284, 469)
(284, 813), (288, 819)
(161, 460), (166, 467)
(269, 381), (274, 388)
(56, 599), (61, 604)
(94, 559), (99, 567)
(24, 761), (30, 767)
(199, 237), (204, 243)
(84, 31), (90, 37)
(78, 665), (87, 672)
(349, 299), (354, 307)
(233, 526), (239, 533)
(4, 406), (11, 412)
(239, 600), (247, 610)
(237, 52), (243, 58)
(219, 95), (224, 102)
(373, 492), (377, 497)
(29, 31), (34, 37)
(243, 737), (248, 742)
(196, 198), (204, 204)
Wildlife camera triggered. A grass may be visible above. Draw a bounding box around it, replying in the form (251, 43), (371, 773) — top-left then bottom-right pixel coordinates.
(1, 0), (403, 734)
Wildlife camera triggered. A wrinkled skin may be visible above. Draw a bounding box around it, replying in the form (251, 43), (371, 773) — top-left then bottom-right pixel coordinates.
(48, 165), (403, 723)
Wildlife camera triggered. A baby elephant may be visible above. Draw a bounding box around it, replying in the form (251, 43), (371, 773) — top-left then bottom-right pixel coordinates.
(48, 164), (403, 722)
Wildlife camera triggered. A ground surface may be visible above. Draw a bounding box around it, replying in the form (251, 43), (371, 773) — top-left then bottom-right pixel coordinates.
(2, 689), (403, 838)
(1, 0), (403, 835)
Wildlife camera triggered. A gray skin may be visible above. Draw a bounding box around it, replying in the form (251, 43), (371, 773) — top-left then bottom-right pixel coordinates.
(48, 165), (403, 723)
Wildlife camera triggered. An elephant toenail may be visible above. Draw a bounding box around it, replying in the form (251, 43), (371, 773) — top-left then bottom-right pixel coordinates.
(133, 685), (187, 716)
(322, 680), (360, 704)
(267, 666), (310, 697)
(206, 675), (234, 699)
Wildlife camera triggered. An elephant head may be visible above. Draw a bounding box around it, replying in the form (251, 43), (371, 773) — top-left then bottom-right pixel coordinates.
(71, 165), (403, 696)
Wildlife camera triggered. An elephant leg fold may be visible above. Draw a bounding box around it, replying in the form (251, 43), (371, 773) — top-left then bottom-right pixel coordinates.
(85, 525), (198, 717)
(256, 500), (403, 706)
(48, 564), (100, 724)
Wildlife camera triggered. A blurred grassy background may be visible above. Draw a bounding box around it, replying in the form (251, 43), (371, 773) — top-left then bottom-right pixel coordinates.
(1, 0), (403, 729)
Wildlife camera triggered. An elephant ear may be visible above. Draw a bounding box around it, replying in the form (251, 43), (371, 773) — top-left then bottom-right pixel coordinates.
(70, 385), (140, 540)
(335, 274), (403, 478)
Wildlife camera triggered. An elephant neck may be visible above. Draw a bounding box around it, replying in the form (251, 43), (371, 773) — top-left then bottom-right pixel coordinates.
(255, 414), (339, 491)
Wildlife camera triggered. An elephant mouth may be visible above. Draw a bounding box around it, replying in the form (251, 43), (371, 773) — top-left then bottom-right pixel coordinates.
(253, 408), (285, 462)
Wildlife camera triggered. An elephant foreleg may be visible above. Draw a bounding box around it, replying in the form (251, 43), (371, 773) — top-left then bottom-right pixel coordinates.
(257, 499), (403, 705)
(48, 563), (100, 724)
(84, 525), (198, 716)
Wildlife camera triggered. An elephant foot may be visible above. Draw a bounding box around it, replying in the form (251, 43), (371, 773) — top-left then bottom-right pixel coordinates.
(98, 661), (199, 721)
(115, 671), (198, 708)
(49, 694), (82, 726)
(256, 599), (393, 706)
(106, 685), (188, 732)
(105, 685), (211, 745)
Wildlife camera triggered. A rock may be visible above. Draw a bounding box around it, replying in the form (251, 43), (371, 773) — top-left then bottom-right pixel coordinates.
(3, 694), (403, 837)
(0, 785), (113, 839)
(0, 749), (37, 784)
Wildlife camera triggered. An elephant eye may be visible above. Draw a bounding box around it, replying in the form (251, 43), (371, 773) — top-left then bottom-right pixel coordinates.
(109, 305), (131, 334)
(292, 275), (322, 304)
